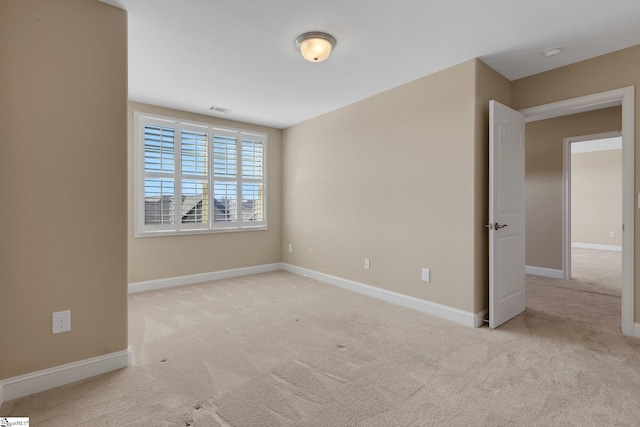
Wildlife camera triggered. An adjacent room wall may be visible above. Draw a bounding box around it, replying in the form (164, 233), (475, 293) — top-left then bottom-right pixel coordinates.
(511, 44), (640, 321)
(571, 148), (622, 247)
(282, 60), (480, 314)
(127, 102), (283, 283)
(524, 108), (621, 270)
(0, 0), (128, 379)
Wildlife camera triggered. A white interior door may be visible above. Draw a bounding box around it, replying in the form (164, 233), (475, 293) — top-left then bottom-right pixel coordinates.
(489, 100), (526, 328)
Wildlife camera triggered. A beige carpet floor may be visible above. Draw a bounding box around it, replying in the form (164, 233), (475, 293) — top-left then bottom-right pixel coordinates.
(571, 248), (622, 296)
(529, 248), (622, 298)
(2, 266), (639, 426)
(527, 248), (622, 334)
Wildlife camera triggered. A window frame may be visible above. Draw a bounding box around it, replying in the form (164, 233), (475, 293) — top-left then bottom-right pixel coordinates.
(134, 111), (268, 237)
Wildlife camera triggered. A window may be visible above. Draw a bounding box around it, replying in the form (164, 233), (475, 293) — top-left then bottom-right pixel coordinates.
(134, 112), (267, 236)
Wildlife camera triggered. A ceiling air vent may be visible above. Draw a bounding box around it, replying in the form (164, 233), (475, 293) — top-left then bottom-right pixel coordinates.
(208, 105), (232, 113)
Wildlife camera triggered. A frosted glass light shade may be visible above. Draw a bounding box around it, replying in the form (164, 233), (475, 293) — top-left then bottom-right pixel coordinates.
(295, 32), (336, 62)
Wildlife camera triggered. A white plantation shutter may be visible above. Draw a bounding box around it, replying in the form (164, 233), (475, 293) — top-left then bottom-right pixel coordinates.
(241, 137), (264, 223)
(181, 129), (209, 225)
(209, 132), (266, 228)
(144, 125), (175, 173)
(135, 112), (267, 236)
(212, 133), (238, 226)
(213, 135), (237, 177)
(144, 178), (175, 224)
(181, 130), (208, 176)
(143, 123), (175, 226)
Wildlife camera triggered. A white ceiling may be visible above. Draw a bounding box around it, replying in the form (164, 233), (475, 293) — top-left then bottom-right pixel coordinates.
(99, 0), (640, 129)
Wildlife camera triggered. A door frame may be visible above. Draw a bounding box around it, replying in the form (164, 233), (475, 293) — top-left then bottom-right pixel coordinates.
(563, 131), (622, 280)
(518, 86), (635, 337)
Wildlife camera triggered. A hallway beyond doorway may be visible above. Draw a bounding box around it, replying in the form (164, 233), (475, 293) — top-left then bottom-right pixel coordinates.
(527, 248), (621, 334)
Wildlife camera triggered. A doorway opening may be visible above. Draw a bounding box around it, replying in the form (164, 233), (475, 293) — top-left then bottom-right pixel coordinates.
(565, 132), (622, 283)
(527, 132), (623, 333)
(519, 86), (635, 337)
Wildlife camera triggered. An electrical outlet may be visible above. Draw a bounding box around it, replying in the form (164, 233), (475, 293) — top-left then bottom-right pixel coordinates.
(364, 258), (370, 270)
(421, 268), (430, 282)
(609, 231), (615, 238)
(52, 310), (71, 334)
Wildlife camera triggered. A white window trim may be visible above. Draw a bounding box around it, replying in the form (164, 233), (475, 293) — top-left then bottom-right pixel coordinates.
(134, 111), (268, 237)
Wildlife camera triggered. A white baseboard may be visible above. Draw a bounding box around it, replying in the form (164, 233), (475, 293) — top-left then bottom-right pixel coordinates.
(0, 347), (131, 405)
(571, 242), (622, 252)
(131, 263), (486, 328)
(281, 263), (486, 328)
(128, 263), (282, 294)
(525, 265), (564, 279)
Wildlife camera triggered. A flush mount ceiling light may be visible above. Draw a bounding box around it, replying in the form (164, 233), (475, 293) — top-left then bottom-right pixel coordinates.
(544, 47), (562, 57)
(295, 32), (337, 62)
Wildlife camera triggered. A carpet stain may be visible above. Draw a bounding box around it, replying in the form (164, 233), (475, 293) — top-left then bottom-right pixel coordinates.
(194, 403), (203, 410)
(337, 344), (347, 350)
(160, 358), (168, 363)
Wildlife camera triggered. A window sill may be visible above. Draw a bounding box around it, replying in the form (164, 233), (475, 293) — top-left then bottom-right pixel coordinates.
(134, 224), (268, 238)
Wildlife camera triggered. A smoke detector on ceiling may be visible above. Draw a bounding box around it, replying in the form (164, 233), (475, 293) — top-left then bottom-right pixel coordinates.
(208, 105), (232, 113)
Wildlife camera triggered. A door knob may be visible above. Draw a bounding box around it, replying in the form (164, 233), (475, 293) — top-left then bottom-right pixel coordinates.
(494, 223), (508, 229)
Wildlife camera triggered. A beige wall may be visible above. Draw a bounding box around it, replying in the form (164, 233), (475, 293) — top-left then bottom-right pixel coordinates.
(572, 149), (622, 246)
(512, 44), (640, 321)
(128, 102), (283, 283)
(0, 0), (128, 379)
(283, 60), (485, 314)
(524, 108), (621, 269)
